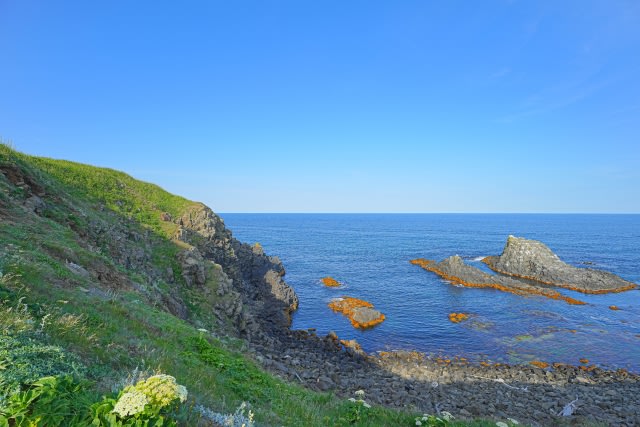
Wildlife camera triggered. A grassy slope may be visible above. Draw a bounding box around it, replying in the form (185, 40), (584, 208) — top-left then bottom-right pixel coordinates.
(0, 145), (492, 426)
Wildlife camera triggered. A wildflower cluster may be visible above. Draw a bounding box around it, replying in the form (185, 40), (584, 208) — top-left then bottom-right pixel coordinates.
(112, 390), (148, 417)
(415, 411), (454, 426)
(131, 374), (187, 407)
(111, 374), (188, 418)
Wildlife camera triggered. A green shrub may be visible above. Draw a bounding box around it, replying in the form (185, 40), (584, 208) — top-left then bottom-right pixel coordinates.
(0, 335), (86, 397)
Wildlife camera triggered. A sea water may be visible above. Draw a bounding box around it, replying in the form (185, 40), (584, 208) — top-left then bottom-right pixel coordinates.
(221, 214), (640, 371)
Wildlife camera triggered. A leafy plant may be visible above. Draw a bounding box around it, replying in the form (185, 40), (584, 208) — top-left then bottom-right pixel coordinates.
(0, 375), (93, 426)
(345, 390), (371, 424)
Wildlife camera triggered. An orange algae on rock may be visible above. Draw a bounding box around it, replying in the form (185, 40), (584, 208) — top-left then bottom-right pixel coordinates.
(530, 360), (550, 369)
(579, 358), (589, 364)
(609, 305), (620, 310)
(409, 258), (586, 305)
(321, 276), (341, 287)
(328, 297), (385, 329)
(482, 256), (638, 295)
(340, 339), (362, 352)
(448, 312), (469, 323)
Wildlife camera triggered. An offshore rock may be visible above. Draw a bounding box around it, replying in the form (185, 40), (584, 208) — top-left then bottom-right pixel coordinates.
(328, 297), (385, 328)
(483, 236), (637, 294)
(411, 256), (586, 305)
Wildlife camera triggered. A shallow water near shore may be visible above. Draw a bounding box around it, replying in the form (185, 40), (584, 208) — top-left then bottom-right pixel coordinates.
(221, 214), (640, 371)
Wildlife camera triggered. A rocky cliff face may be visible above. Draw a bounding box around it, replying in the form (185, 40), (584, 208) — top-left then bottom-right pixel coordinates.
(0, 157), (298, 340)
(173, 203), (298, 335)
(483, 236), (637, 294)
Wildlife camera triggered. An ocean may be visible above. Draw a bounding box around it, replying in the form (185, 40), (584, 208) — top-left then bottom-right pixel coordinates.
(221, 214), (640, 371)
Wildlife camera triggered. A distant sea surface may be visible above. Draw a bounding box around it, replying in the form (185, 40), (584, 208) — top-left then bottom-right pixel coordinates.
(221, 214), (640, 371)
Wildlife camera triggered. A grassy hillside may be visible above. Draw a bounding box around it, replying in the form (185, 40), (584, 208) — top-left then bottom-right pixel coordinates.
(2, 144), (450, 426)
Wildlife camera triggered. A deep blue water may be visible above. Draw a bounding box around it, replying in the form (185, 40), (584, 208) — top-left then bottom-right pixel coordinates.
(221, 214), (640, 371)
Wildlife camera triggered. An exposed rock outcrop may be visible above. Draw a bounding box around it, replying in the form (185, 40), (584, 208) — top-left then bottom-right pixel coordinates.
(172, 203), (299, 334)
(177, 247), (207, 286)
(483, 236), (637, 294)
(410, 256), (586, 305)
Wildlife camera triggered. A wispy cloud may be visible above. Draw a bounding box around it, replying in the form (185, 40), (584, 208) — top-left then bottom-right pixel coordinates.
(494, 65), (617, 123)
(491, 67), (512, 79)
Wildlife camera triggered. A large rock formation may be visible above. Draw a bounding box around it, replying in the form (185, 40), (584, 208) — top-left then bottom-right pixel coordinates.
(410, 256), (586, 305)
(173, 203), (299, 334)
(483, 236), (637, 294)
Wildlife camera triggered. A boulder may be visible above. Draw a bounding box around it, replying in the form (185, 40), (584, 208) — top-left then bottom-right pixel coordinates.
(328, 297), (385, 329)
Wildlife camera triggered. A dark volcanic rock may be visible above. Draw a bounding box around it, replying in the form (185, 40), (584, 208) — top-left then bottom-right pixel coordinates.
(484, 236), (637, 294)
(173, 203), (299, 333)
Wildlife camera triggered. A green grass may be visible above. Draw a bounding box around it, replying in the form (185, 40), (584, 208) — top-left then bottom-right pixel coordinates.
(0, 144), (501, 426)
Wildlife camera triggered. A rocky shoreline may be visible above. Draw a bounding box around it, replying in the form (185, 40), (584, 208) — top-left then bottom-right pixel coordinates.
(246, 328), (640, 426)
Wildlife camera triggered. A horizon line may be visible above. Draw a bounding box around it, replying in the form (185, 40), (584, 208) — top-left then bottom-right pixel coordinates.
(217, 212), (640, 215)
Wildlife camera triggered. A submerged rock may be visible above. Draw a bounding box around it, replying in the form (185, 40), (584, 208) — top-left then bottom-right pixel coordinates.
(321, 276), (341, 287)
(448, 312), (469, 323)
(483, 236), (637, 294)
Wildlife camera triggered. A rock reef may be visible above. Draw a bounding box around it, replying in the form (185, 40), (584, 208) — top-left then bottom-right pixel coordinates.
(412, 235), (637, 305)
(483, 235), (638, 294)
(410, 256), (586, 305)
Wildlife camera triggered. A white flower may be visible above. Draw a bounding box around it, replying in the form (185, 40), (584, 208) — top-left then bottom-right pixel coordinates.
(496, 422), (509, 427)
(441, 411), (454, 421)
(176, 384), (188, 402)
(415, 421), (422, 426)
(507, 418), (519, 425)
(348, 397), (356, 402)
(422, 416), (429, 421)
(113, 391), (149, 417)
(197, 328), (208, 333)
(363, 402), (371, 409)
(355, 389), (365, 397)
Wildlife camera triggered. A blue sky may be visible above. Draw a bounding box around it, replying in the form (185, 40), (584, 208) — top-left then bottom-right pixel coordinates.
(1, 1), (639, 213)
